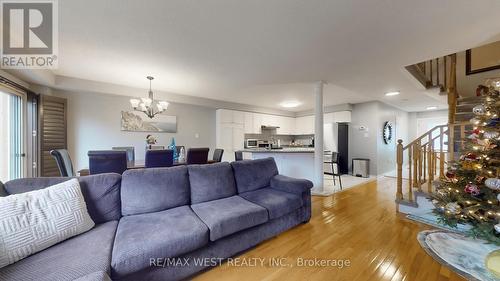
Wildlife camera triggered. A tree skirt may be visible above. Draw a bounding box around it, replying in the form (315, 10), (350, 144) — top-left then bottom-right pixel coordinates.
(418, 230), (499, 281)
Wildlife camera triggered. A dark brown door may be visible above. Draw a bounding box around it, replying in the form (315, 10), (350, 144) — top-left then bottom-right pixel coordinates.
(39, 95), (67, 177)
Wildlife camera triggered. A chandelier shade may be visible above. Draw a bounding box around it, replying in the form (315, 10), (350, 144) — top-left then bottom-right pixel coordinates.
(129, 76), (168, 118)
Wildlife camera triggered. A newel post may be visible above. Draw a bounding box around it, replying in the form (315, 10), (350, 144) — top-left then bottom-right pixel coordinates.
(396, 139), (404, 201)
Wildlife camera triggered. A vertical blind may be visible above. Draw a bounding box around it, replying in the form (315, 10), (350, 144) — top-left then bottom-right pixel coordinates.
(9, 93), (23, 180)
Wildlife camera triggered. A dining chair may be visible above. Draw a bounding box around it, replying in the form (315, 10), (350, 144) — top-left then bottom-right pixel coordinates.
(50, 149), (75, 177)
(112, 146), (135, 163)
(212, 149), (224, 162)
(324, 151), (342, 189)
(186, 148), (210, 164)
(145, 149), (174, 168)
(88, 150), (128, 175)
(234, 151), (243, 161)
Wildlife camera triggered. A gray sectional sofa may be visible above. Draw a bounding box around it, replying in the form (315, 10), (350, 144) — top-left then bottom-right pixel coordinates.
(0, 157), (313, 281)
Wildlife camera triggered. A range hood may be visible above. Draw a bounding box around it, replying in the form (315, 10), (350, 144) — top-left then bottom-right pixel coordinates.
(261, 125), (280, 130)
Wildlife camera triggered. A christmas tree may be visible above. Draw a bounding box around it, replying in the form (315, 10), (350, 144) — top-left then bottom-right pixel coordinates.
(432, 82), (500, 245)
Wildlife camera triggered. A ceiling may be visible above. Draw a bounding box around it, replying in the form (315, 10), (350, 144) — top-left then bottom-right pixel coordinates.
(19, 0), (500, 112)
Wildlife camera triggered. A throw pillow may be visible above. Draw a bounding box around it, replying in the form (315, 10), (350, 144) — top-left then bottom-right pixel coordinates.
(0, 178), (95, 268)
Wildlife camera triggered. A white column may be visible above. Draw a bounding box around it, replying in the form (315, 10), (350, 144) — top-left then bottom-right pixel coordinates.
(313, 81), (324, 193)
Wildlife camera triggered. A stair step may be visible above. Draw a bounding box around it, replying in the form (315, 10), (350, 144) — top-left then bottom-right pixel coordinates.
(457, 96), (487, 105)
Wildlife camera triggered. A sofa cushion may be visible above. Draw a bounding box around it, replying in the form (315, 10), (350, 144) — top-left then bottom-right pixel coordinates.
(111, 206), (209, 277)
(231, 157), (279, 193)
(0, 179), (95, 269)
(3, 173), (122, 224)
(239, 188), (303, 220)
(73, 271), (112, 281)
(0, 221), (118, 281)
(188, 162), (237, 204)
(191, 196), (268, 241)
(121, 166), (190, 216)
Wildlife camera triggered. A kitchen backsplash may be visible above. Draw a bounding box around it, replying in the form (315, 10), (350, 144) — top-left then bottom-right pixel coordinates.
(244, 133), (314, 146)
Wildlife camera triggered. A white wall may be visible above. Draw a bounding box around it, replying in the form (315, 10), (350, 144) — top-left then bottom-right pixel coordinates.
(54, 90), (216, 171)
(349, 101), (410, 175)
(456, 50), (500, 97)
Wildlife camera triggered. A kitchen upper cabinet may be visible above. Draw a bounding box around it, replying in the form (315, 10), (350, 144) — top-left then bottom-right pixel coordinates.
(252, 113), (263, 134)
(232, 111), (245, 125)
(244, 112), (254, 134)
(260, 114), (280, 127)
(295, 115), (314, 135)
(277, 116), (295, 135)
(324, 111), (351, 124)
(216, 109), (244, 124)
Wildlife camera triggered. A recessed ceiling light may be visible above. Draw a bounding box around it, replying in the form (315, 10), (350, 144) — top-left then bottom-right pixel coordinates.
(385, 91), (400, 96)
(280, 101), (302, 108)
(426, 106), (438, 110)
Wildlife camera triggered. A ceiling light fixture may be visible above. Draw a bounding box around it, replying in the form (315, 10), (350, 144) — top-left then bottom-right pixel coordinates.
(385, 91), (400, 96)
(129, 76), (169, 119)
(280, 101), (302, 108)
(426, 106), (438, 110)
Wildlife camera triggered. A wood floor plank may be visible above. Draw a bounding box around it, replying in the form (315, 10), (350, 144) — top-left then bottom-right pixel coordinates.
(193, 178), (465, 281)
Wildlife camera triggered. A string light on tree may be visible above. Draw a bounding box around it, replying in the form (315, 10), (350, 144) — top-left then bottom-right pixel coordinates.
(432, 81), (500, 245)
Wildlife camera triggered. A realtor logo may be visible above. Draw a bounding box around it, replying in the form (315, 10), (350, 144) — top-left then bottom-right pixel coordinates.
(1, 0), (58, 69)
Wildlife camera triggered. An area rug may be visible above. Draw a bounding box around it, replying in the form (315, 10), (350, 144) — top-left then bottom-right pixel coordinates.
(406, 210), (471, 233)
(418, 230), (500, 281)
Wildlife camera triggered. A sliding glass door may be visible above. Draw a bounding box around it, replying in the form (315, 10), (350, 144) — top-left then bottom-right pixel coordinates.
(0, 90), (26, 182)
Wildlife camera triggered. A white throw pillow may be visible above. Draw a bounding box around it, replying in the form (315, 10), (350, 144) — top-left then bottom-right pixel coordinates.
(0, 178), (95, 268)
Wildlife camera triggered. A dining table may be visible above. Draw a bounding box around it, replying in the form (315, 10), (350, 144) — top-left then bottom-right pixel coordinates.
(78, 159), (217, 176)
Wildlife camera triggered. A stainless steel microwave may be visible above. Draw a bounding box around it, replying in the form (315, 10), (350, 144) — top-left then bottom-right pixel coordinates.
(245, 139), (259, 148)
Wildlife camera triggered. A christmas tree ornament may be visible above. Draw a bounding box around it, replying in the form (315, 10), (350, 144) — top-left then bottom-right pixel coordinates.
(445, 202), (461, 214)
(462, 161), (476, 170)
(470, 118), (481, 125)
(485, 178), (500, 191)
(473, 104), (486, 115)
(464, 183), (480, 196)
(445, 171), (455, 179)
(486, 118), (500, 127)
(468, 133), (479, 140)
(484, 131), (499, 139)
(485, 249), (500, 278)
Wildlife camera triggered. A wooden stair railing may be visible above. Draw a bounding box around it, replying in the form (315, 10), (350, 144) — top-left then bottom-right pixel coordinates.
(396, 122), (469, 205)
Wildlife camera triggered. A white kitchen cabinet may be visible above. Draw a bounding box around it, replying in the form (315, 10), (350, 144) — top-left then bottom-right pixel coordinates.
(232, 124), (245, 150)
(252, 113), (263, 134)
(295, 115), (314, 135)
(277, 116), (295, 135)
(216, 109), (244, 124)
(216, 109), (246, 161)
(334, 111), (351, 123)
(324, 111), (351, 124)
(244, 112), (254, 134)
(232, 111), (245, 125)
(260, 114), (279, 127)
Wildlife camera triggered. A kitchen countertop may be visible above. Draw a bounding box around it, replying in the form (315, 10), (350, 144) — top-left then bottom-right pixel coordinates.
(240, 148), (315, 153)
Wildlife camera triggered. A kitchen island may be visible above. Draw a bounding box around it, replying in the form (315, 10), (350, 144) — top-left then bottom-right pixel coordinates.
(240, 148), (318, 187)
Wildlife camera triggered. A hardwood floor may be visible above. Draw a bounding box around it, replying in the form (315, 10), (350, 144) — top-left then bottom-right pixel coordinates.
(194, 177), (465, 281)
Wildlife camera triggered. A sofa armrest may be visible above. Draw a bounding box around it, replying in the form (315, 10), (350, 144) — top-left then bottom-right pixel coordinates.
(270, 175), (313, 195)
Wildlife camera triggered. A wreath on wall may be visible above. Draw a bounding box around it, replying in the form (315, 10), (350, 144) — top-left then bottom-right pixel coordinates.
(383, 121), (393, 144)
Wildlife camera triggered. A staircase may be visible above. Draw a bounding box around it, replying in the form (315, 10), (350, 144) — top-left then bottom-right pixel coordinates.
(395, 54), (486, 213)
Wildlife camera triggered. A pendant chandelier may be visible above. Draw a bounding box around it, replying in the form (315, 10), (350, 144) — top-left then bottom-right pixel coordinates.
(129, 76), (169, 119)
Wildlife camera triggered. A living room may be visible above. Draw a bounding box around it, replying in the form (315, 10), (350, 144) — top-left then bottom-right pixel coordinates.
(1, 1), (500, 281)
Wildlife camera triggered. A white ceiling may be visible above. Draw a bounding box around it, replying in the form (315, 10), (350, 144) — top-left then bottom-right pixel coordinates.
(27, 0), (500, 111)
